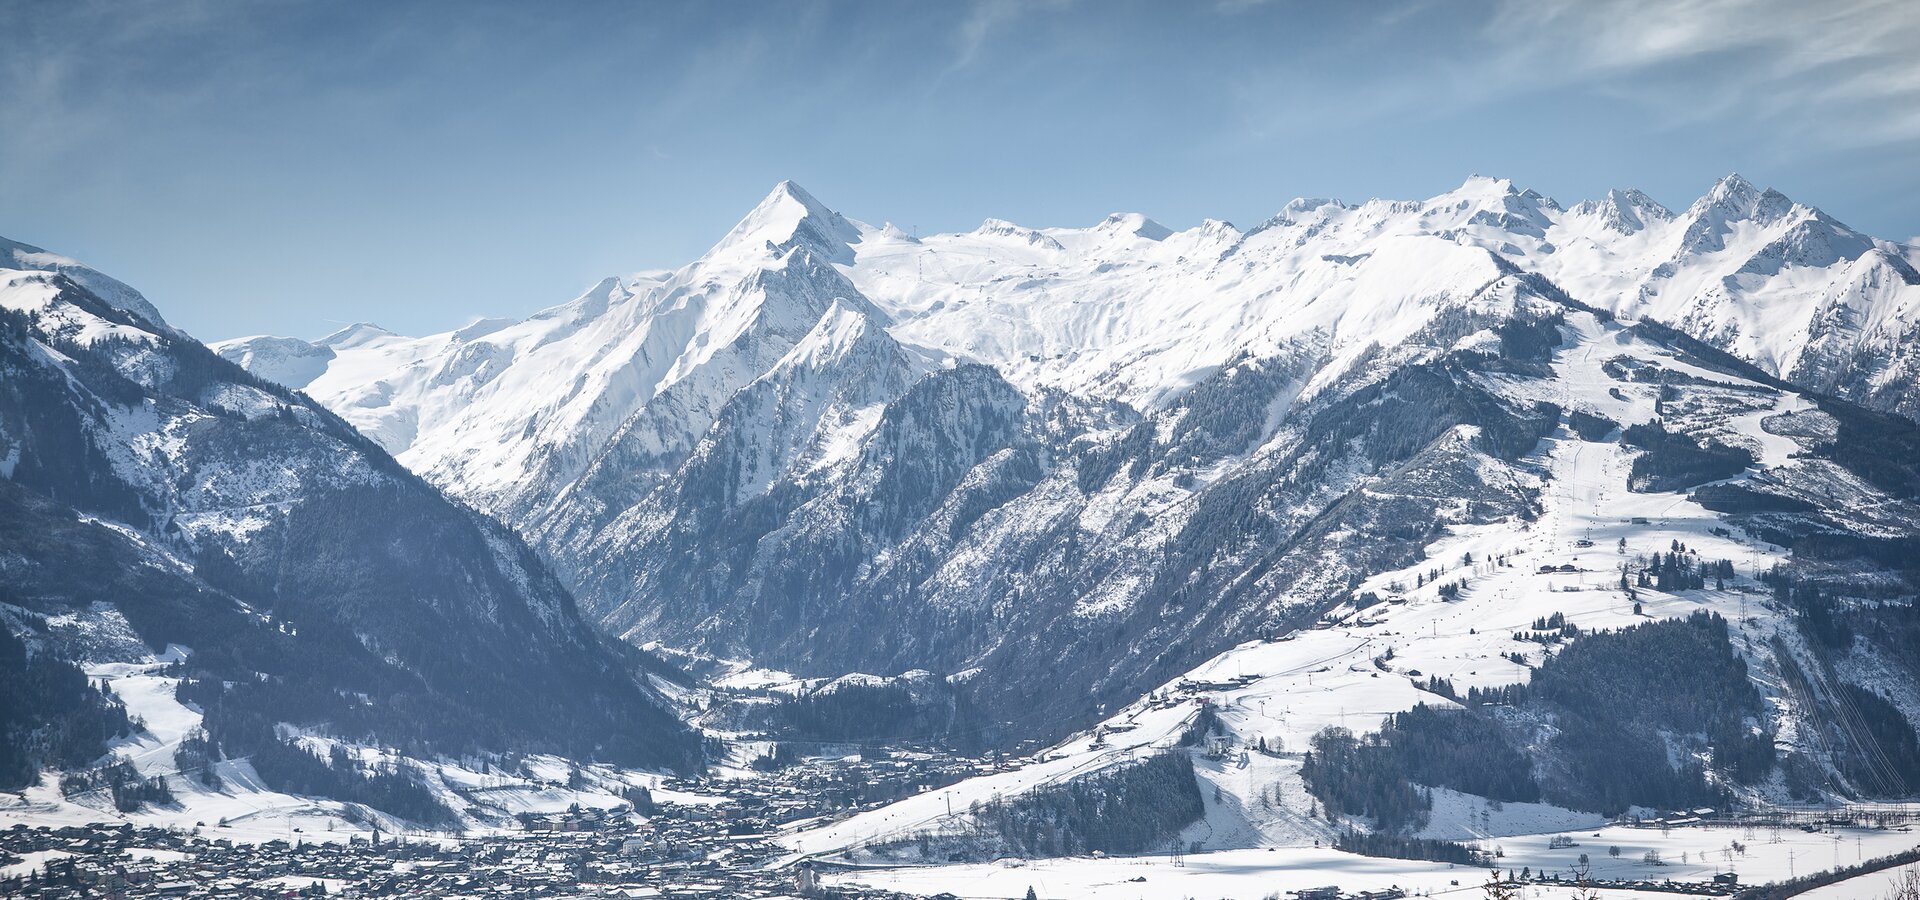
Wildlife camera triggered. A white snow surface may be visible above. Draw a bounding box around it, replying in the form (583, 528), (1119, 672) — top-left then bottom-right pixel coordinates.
(216, 182), (893, 517)
(0, 234), (171, 329)
(829, 823), (1920, 900)
(1801, 861), (1920, 900)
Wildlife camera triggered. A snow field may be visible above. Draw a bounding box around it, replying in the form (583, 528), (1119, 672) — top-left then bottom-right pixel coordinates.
(830, 823), (1919, 900)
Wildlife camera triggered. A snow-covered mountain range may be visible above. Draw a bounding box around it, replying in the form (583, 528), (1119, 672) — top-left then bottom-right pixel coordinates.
(6, 172), (1919, 840)
(214, 177), (1920, 739)
(223, 175), (1920, 482)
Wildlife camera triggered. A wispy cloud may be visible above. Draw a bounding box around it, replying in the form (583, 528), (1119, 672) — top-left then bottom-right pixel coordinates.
(1220, 0), (1920, 167)
(951, 0), (1073, 68)
(1480, 0), (1920, 147)
(0, 0), (242, 207)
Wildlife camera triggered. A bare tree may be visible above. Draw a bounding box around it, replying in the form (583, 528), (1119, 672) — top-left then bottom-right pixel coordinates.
(1885, 865), (1920, 900)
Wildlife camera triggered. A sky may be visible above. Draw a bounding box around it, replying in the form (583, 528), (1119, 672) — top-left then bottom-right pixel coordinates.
(2, 0), (1917, 341)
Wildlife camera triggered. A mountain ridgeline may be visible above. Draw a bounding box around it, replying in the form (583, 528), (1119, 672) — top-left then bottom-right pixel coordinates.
(215, 176), (1920, 789)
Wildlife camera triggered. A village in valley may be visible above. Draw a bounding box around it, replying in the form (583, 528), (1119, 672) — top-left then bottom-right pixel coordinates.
(5, 739), (1918, 900)
(0, 748), (991, 900)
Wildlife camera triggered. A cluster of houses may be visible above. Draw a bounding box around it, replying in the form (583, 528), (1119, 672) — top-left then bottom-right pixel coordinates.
(0, 745), (1005, 900)
(0, 818), (910, 900)
(1287, 887), (1406, 900)
(756, 745), (1007, 814)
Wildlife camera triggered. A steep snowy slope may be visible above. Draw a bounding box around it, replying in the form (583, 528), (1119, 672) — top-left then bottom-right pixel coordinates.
(220, 182), (888, 526)
(0, 248), (701, 825)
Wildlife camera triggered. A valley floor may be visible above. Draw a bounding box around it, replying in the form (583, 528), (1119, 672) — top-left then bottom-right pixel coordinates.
(828, 820), (1920, 900)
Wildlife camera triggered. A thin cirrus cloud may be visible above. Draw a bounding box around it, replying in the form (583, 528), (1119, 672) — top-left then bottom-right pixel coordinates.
(1481, 0), (1920, 146)
(1223, 0), (1920, 151)
(948, 0), (1075, 69)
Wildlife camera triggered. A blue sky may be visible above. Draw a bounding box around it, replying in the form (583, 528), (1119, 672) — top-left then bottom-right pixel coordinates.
(3, 0), (1916, 340)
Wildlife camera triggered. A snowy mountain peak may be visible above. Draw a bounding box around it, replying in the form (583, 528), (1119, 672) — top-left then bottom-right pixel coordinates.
(1609, 187), (1672, 228)
(318, 322), (399, 349)
(1096, 212), (1173, 241)
(1608, 187), (1667, 212)
(1269, 197), (1349, 227)
(710, 180), (861, 265)
(1571, 188), (1675, 234)
(1451, 173), (1519, 197)
(1697, 172), (1762, 216)
(1666, 173), (1786, 257)
(1711, 170), (1756, 194)
(974, 218), (1066, 250)
(1753, 187), (1800, 225)
(1250, 198), (1345, 235)
(0, 234), (170, 329)
(763, 179), (834, 220)
(876, 221), (921, 243)
(587, 273), (629, 296)
(1439, 174), (1562, 211)
(1421, 175), (1557, 236)
(212, 333), (338, 389)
